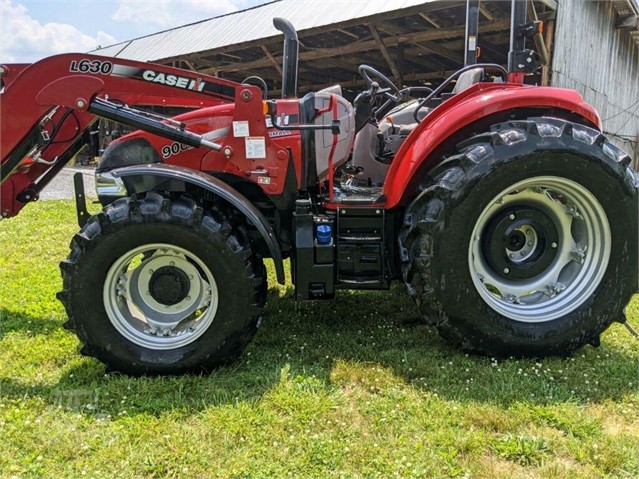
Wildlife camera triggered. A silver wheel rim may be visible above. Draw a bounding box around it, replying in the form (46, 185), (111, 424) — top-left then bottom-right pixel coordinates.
(468, 176), (611, 323)
(103, 243), (219, 349)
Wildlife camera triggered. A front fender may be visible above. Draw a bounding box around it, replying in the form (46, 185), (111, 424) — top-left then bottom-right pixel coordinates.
(110, 163), (285, 285)
(383, 83), (602, 208)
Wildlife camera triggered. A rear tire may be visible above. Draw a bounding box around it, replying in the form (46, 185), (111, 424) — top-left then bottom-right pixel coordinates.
(57, 192), (266, 375)
(399, 118), (637, 356)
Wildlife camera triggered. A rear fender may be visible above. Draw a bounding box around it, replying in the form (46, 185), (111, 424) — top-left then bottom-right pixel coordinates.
(109, 163), (285, 285)
(382, 83), (602, 208)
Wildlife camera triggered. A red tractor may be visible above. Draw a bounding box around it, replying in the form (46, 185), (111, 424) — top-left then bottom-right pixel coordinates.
(1, 0), (637, 375)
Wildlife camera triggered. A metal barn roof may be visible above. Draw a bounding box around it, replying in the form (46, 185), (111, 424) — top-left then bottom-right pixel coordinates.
(90, 0), (559, 95)
(92, 0), (442, 62)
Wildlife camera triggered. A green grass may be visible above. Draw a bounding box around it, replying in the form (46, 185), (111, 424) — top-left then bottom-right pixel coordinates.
(1, 199), (638, 478)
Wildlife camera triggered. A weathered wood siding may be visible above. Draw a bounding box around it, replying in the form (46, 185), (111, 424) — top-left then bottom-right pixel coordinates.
(552, 0), (639, 166)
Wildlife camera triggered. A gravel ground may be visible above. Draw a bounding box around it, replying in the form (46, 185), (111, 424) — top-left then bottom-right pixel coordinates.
(39, 166), (97, 200)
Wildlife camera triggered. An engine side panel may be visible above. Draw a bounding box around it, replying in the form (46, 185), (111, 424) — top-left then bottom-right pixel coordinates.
(97, 96), (303, 200)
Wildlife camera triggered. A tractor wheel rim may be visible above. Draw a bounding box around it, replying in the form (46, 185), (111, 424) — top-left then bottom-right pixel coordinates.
(103, 243), (219, 349)
(468, 176), (611, 323)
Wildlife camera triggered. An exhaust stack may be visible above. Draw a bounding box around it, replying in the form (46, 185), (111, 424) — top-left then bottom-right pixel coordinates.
(273, 17), (299, 99)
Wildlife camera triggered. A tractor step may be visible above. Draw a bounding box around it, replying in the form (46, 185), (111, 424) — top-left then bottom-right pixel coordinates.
(292, 203), (390, 300)
(336, 207), (389, 290)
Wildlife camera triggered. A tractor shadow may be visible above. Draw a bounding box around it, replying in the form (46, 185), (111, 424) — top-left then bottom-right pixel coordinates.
(0, 287), (638, 418)
(0, 308), (63, 336)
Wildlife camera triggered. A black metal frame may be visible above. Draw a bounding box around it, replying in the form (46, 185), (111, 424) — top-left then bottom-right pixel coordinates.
(509, 0), (528, 69)
(508, 0), (541, 74)
(465, 0), (480, 66)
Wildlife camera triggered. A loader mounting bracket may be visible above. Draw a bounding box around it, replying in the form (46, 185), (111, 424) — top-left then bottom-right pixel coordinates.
(73, 172), (90, 228)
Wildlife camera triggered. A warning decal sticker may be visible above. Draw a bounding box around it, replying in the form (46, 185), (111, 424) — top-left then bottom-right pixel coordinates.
(245, 137), (266, 159)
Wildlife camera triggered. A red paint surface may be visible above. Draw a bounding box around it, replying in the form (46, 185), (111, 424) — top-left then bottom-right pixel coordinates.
(382, 82), (601, 208)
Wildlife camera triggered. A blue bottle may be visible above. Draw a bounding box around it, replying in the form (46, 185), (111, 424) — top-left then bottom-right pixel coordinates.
(316, 224), (332, 245)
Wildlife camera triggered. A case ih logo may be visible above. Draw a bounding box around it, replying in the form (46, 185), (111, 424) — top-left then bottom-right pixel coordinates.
(142, 70), (206, 92)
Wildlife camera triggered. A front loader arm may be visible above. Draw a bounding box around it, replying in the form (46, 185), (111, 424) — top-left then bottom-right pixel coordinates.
(0, 53), (240, 218)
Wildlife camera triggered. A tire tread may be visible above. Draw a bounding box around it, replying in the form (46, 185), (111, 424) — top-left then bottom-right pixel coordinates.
(58, 192), (266, 374)
(398, 118), (637, 356)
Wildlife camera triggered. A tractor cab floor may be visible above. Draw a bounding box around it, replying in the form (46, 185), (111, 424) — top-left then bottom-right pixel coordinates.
(331, 182), (384, 204)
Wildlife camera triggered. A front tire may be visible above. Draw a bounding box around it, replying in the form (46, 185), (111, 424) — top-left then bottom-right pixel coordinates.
(58, 192), (266, 375)
(400, 118), (637, 356)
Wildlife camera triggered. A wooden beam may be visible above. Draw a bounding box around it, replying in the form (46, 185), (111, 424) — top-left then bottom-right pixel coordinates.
(305, 57), (360, 72)
(296, 70), (332, 84)
(473, 39), (506, 61)
(418, 12), (441, 28)
(374, 21), (406, 36)
(352, 50), (396, 71)
(300, 73), (352, 85)
(616, 14), (639, 30)
(534, 0), (558, 10)
(180, 52), (219, 68)
(411, 41), (463, 64)
(400, 52), (441, 70)
(300, 63), (352, 81)
(541, 19), (555, 86)
(337, 28), (360, 40)
(217, 51), (242, 61)
(188, 57), (222, 69)
(202, 19), (510, 76)
(397, 43), (405, 85)
(368, 24), (401, 79)
(261, 46), (282, 75)
(479, 3), (494, 21)
(539, 10), (556, 22)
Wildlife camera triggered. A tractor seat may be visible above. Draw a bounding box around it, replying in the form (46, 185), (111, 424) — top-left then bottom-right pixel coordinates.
(313, 86), (356, 179)
(452, 68), (484, 93)
(350, 69), (486, 186)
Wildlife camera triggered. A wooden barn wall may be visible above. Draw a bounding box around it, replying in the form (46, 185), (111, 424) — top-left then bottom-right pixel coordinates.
(551, 0), (639, 166)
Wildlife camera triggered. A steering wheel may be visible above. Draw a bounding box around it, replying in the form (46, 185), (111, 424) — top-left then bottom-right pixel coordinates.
(358, 64), (402, 103)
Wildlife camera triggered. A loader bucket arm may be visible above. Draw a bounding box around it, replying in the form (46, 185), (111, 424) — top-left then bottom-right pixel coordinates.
(0, 54), (239, 218)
